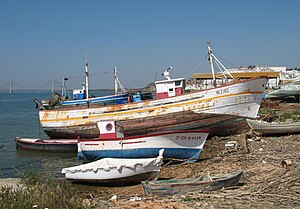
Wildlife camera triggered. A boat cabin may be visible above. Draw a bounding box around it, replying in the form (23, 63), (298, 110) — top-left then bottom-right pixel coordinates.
(97, 121), (124, 139)
(155, 78), (185, 99)
(73, 84), (86, 100)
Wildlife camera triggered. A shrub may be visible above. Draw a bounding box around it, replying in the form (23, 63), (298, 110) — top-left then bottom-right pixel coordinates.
(0, 171), (86, 209)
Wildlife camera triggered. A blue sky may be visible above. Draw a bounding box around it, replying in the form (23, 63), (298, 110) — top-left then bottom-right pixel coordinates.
(0, 0), (299, 90)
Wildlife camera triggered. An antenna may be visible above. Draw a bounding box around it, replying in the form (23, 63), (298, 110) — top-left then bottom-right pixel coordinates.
(154, 73), (157, 82)
(162, 66), (172, 80)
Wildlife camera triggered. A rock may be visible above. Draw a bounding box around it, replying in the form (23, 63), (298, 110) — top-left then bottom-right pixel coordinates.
(129, 196), (141, 201)
(110, 195), (118, 201)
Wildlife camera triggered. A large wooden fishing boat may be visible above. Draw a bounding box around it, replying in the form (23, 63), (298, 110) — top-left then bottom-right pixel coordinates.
(266, 81), (300, 101)
(36, 43), (268, 139)
(41, 67), (129, 109)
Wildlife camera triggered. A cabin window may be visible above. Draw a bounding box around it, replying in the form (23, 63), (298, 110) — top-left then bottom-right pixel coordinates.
(175, 81), (181, 86)
(169, 88), (174, 92)
(106, 123), (113, 131)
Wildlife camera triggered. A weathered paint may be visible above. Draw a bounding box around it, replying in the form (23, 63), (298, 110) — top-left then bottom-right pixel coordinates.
(142, 171), (243, 196)
(39, 77), (267, 138)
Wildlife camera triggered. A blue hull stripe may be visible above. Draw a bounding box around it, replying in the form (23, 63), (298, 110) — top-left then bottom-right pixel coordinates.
(60, 94), (129, 106)
(80, 148), (202, 161)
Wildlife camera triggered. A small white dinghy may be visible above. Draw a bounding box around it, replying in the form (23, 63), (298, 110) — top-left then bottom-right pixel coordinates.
(61, 149), (164, 185)
(246, 119), (300, 135)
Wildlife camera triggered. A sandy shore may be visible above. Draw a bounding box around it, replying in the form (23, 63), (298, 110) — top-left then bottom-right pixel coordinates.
(69, 131), (300, 208)
(0, 178), (23, 191)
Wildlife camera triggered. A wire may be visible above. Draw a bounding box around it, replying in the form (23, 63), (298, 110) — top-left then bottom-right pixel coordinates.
(214, 51), (239, 69)
(0, 159), (42, 172)
(184, 53), (207, 78)
(67, 70), (113, 79)
(0, 139), (14, 149)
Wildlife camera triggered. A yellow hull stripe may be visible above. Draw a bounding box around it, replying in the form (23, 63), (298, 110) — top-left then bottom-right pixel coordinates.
(40, 91), (263, 123)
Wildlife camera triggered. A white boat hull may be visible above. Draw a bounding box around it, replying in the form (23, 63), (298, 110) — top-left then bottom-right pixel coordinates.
(79, 130), (208, 162)
(62, 150), (164, 184)
(64, 165), (160, 184)
(246, 119), (300, 135)
(39, 77), (267, 138)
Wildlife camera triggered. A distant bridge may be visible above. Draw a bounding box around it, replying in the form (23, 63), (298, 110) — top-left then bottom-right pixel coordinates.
(0, 80), (62, 93)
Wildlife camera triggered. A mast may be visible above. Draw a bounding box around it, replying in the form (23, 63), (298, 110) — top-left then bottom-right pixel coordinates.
(207, 42), (234, 87)
(61, 77), (64, 96)
(62, 76), (68, 96)
(51, 80), (55, 93)
(207, 42), (216, 87)
(114, 66), (118, 95)
(85, 57), (89, 107)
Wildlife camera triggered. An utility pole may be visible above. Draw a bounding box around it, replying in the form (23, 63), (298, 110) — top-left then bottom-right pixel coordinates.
(9, 80), (13, 94)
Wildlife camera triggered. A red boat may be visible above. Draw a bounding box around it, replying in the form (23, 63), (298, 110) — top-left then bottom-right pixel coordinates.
(15, 137), (77, 153)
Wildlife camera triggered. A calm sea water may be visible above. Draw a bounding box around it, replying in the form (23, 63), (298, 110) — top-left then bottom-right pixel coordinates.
(0, 91), (111, 178)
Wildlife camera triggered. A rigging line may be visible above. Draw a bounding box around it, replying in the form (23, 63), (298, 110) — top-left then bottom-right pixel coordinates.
(67, 71), (113, 79)
(184, 54), (207, 78)
(118, 73), (136, 89)
(90, 71), (113, 77)
(0, 139), (14, 149)
(214, 51), (239, 69)
(0, 159), (42, 171)
(214, 59), (228, 79)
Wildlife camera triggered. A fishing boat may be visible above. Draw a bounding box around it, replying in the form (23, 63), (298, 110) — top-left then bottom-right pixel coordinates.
(142, 171), (243, 197)
(15, 137), (77, 152)
(36, 43), (268, 139)
(61, 149), (164, 184)
(266, 81), (300, 100)
(41, 66), (130, 109)
(78, 120), (209, 162)
(246, 119), (300, 135)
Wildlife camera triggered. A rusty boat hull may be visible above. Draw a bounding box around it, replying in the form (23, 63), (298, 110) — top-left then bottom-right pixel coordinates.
(39, 77), (267, 139)
(43, 111), (250, 139)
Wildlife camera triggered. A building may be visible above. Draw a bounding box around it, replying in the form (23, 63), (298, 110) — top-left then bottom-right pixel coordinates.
(187, 66), (286, 90)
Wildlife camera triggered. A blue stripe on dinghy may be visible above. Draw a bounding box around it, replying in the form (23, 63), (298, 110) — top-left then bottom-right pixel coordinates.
(80, 148), (202, 162)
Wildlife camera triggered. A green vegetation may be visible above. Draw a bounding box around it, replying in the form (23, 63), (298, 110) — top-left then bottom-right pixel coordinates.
(181, 196), (202, 202)
(0, 170), (88, 209)
(259, 108), (300, 122)
(258, 107), (272, 115)
(279, 110), (300, 122)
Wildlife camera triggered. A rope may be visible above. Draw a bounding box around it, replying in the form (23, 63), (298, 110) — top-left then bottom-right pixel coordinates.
(0, 139), (14, 149)
(0, 158), (42, 173)
(214, 51), (239, 69)
(117, 73), (137, 89)
(184, 54), (207, 78)
(68, 70), (113, 79)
